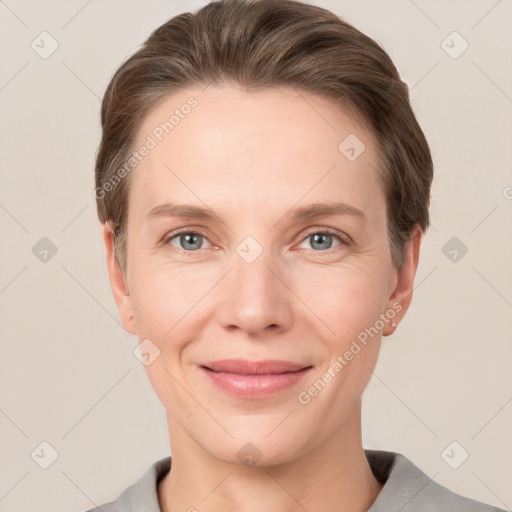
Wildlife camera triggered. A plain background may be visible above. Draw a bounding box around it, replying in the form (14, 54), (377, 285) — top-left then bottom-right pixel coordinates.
(0, 0), (511, 510)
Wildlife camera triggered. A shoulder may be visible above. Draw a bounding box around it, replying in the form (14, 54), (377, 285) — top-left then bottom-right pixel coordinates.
(78, 455), (172, 512)
(82, 502), (117, 512)
(365, 449), (506, 512)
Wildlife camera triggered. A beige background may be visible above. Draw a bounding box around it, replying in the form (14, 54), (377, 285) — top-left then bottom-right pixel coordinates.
(1, 0), (511, 510)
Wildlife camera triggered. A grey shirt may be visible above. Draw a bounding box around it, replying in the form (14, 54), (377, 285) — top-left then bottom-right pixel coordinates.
(84, 449), (506, 511)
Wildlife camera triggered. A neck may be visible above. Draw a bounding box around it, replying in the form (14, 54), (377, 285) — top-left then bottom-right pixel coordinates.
(158, 399), (383, 512)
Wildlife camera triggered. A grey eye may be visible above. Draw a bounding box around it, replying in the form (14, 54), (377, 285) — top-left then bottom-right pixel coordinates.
(169, 232), (209, 251)
(310, 233), (333, 250)
(298, 232), (343, 251)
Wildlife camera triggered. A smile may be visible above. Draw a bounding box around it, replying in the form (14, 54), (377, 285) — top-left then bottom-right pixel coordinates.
(199, 359), (313, 399)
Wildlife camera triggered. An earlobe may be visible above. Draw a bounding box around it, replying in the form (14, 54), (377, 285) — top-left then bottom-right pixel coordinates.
(102, 223), (138, 335)
(382, 225), (422, 337)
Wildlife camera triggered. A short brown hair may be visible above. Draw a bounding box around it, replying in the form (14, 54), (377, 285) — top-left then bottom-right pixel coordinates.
(95, 0), (433, 273)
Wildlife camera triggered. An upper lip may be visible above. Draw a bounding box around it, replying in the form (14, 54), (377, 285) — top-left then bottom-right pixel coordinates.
(201, 359), (312, 375)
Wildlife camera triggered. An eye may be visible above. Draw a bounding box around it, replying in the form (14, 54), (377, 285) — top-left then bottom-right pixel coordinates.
(164, 230), (213, 251)
(297, 229), (349, 252)
(162, 228), (350, 254)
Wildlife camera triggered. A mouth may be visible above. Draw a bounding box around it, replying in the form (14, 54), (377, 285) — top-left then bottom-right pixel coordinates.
(199, 359), (313, 399)
(201, 359), (313, 375)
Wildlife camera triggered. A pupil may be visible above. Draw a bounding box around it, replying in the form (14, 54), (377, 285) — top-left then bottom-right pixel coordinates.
(183, 233), (201, 250)
(312, 233), (331, 250)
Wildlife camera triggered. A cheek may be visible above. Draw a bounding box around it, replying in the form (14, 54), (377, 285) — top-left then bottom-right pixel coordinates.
(129, 268), (203, 411)
(130, 264), (208, 339)
(294, 262), (389, 343)
(294, 267), (386, 409)
(293, 263), (387, 401)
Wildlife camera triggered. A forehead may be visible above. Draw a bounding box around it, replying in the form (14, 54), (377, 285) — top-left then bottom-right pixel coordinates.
(129, 84), (384, 222)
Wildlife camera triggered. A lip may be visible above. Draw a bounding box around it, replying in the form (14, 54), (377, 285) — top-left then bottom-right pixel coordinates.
(200, 359), (313, 399)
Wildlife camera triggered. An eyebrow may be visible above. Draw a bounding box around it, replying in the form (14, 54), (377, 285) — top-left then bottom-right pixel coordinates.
(146, 201), (365, 222)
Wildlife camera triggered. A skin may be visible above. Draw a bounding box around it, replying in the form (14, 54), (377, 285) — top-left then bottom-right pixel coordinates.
(103, 84), (422, 512)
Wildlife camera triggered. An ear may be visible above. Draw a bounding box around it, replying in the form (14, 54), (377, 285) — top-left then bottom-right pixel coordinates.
(382, 224), (422, 336)
(102, 223), (137, 335)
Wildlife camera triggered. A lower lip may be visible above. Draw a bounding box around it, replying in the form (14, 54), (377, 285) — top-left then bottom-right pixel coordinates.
(200, 366), (312, 399)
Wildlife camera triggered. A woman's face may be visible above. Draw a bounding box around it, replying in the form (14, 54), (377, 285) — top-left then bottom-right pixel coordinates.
(104, 85), (419, 465)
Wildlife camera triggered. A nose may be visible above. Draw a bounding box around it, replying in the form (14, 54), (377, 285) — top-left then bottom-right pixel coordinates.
(215, 244), (293, 338)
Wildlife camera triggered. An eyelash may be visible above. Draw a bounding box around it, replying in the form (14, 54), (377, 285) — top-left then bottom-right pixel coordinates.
(161, 227), (351, 255)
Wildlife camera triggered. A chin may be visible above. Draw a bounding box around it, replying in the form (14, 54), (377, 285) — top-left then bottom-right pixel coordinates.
(199, 428), (310, 468)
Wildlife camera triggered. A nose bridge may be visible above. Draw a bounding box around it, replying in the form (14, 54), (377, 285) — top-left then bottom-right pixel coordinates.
(234, 239), (274, 300)
(216, 233), (291, 335)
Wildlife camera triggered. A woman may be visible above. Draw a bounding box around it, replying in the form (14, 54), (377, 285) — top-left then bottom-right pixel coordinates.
(88, 0), (505, 510)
